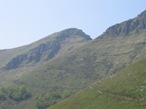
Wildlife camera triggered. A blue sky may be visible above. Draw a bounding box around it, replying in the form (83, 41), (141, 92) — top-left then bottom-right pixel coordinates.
(0, 0), (146, 49)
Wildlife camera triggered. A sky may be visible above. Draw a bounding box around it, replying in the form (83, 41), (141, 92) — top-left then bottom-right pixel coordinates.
(0, 0), (146, 49)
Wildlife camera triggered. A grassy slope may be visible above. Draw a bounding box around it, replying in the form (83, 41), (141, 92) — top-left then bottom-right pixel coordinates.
(48, 58), (146, 109)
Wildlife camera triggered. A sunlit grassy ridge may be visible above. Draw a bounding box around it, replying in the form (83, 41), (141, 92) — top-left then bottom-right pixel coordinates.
(48, 58), (146, 109)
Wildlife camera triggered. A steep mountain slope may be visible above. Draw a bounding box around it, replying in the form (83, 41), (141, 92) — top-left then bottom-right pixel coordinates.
(48, 58), (146, 109)
(99, 10), (146, 38)
(0, 28), (91, 85)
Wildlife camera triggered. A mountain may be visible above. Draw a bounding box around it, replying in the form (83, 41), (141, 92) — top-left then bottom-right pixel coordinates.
(1, 28), (91, 70)
(99, 10), (146, 38)
(48, 57), (146, 109)
(0, 28), (92, 109)
(0, 28), (91, 85)
(0, 10), (146, 109)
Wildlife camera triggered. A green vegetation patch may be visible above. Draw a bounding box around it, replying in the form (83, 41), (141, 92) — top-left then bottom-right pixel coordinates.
(1, 84), (31, 101)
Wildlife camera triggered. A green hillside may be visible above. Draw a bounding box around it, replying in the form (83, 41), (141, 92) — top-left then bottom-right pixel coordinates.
(48, 58), (146, 109)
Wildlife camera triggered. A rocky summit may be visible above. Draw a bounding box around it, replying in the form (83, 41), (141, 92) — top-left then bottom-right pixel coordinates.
(99, 10), (146, 38)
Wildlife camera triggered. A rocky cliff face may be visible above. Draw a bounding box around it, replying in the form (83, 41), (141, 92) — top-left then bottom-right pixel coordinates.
(3, 28), (91, 70)
(99, 10), (146, 38)
(4, 42), (60, 69)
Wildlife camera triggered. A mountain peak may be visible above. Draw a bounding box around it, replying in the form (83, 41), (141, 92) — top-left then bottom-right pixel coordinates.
(55, 28), (92, 40)
(3, 28), (91, 70)
(138, 10), (146, 17)
(98, 10), (146, 38)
